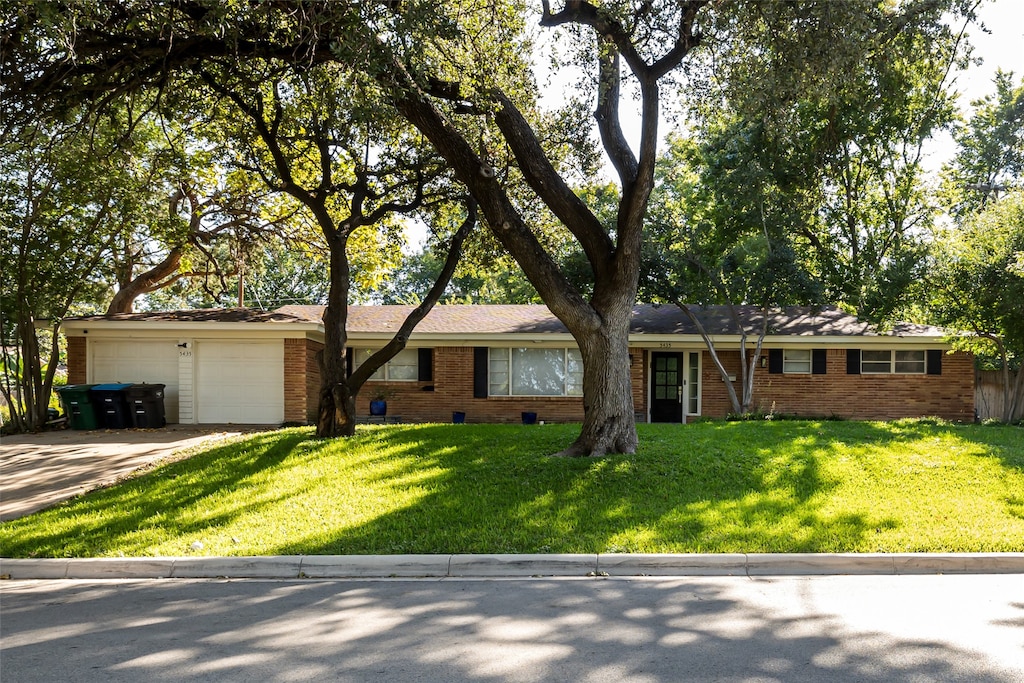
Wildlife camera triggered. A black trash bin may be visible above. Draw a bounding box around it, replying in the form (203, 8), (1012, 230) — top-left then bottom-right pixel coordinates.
(90, 383), (133, 429)
(126, 383), (166, 428)
(57, 384), (99, 430)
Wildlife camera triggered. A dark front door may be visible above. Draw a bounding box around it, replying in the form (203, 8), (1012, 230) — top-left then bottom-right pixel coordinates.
(651, 352), (684, 423)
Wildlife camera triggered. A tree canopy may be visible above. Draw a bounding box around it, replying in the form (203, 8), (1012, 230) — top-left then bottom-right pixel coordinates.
(929, 190), (1024, 421)
(1, 0), (982, 444)
(1, 108), (152, 429)
(941, 70), (1024, 220)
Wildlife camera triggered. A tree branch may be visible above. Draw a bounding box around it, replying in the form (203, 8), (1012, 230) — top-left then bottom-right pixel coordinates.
(490, 90), (614, 275)
(384, 54), (597, 332)
(349, 198), (477, 387)
(594, 46), (639, 188)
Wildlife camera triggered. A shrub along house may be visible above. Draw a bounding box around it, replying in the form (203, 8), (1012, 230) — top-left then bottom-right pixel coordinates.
(62, 304), (975, 426)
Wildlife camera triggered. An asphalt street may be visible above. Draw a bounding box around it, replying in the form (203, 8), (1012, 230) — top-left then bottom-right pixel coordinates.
(2, 574), (1022, 682)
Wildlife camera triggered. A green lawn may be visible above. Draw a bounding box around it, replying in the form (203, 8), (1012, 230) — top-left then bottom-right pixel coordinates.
(2, 420), (1023, 557)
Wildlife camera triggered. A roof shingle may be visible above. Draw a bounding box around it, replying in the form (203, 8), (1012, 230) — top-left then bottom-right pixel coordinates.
(66, 304), (946, 338)
(283, 304), (945, 337)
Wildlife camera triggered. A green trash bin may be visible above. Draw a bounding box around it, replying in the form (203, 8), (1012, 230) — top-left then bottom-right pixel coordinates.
(57, 384), (99, 430)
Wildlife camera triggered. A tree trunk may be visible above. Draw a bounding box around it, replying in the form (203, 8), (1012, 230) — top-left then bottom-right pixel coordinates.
(316, 234), (357, 438)
(561, 323), (637, 457)
(678, 304), (743, 414)
(14, 306), (48, 431)
(738, 306), (769, 415)
(316, 201), (475, 438)
(316, 363), (356, 437)
(556, 295), (638, 457)
(740, 334), (765, 415)
(387, 65), (643, 456)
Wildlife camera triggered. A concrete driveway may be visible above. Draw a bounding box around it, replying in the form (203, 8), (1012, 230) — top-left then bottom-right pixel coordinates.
(0, 425), (268, 521)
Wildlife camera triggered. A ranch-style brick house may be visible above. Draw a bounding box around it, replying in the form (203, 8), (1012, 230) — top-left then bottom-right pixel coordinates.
(62, 304), (975, 426)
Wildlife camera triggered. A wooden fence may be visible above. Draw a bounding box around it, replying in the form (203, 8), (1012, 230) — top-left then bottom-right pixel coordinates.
(975, 370), (1024, 422)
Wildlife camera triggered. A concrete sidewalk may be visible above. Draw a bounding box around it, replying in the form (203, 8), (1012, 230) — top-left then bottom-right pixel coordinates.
(0, 424), (265, 521)
(3, 552), (1023, 580)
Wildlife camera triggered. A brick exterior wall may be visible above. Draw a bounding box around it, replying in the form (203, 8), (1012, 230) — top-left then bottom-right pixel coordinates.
(284, 335), (323, 421)
(67, 335), (976, 425)
(305, 339), (323, 424)
(66, 336), (87, 385)
(357, 346), (657, 424)
(699, 348), (975, 422)
(357, 346), (573, 424)
(358, 345), (974, 424)
(284, 338), (324, 424)
(630, 348), (647, 419)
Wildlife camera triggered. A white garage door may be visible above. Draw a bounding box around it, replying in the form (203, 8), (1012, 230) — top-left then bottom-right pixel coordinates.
(91, 340), (180, 423)
(195, 341), (283, 424)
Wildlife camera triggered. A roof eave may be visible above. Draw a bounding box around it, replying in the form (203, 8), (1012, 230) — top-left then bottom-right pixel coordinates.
(62, 319), (325, 334)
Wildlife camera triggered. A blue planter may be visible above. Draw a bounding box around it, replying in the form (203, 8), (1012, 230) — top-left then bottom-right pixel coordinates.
(521, 411), (538, 425)
(369, 399), (387, 416)
(452, 411), (466, 424)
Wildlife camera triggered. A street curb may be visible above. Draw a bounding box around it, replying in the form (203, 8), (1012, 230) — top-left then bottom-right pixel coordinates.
(3, 553), (1023, 580)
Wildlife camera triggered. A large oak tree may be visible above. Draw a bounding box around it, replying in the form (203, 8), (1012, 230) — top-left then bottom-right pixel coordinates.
(2, 1), (971, 452)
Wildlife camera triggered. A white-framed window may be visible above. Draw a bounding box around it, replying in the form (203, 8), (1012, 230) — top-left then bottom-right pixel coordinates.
(488, 348), (583, 397)
(354, 348), (419, 381)
(687, 350), (701, 415)
(783, 349), (812, 374)
(862, 349), (926, 374)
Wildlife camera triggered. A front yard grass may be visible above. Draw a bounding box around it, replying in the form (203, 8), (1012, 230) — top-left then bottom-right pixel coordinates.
(2, 420), (1022, 557)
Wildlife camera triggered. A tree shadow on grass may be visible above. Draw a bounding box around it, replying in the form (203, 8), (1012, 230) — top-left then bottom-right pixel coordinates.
(270, 421), (906, 556)
(5, 419), (1021, 558)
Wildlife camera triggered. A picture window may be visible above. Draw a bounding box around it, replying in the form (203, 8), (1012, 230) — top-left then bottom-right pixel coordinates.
(488, 348), (583, 397)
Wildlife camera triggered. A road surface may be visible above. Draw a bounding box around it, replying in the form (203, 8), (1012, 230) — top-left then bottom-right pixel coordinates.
(1, 574), (1022, 682)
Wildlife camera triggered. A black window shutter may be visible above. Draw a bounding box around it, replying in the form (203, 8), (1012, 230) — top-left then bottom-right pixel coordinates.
(345, 348), (353, 378)
(473, 347), (489, 398)
(847, 349), (861, 375)
(768, 349), (783, 374)
(812, 349), (827, 375)
(927, 349), (943, 375)
(418, 348), (433, 381)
